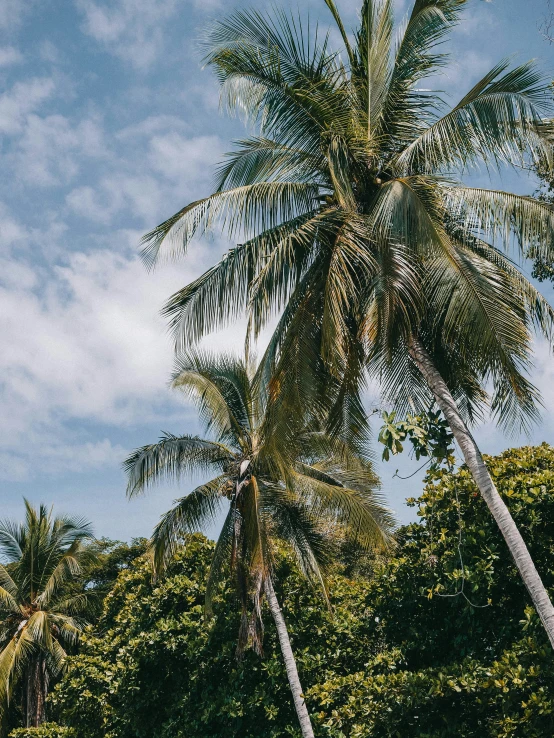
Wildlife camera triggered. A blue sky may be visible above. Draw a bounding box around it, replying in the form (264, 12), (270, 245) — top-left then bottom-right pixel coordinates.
(1, 0), (554, 541)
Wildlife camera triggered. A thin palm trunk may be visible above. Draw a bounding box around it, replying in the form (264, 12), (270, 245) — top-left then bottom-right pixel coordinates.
(25, 654), (48, 728)
(264, 576), (315, 738)
(409, 336), (554, 649)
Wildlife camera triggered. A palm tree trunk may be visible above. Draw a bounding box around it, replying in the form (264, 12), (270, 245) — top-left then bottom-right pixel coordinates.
(408, 336), (554, 649)
(25, 654), (48, 728)
(264, 576), (315, 738)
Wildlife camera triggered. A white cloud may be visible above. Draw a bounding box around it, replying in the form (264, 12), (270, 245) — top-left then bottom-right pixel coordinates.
(76, 0), (221, 70)
(0, 201), (275, 482)
(0, 77), (109, 189)
(0, 440), (126, 482)
(66, 130), (224, 225)
(0, 257), (38, 289)
(0, 202), (29, 252)
(442, 50), (493, 96)
(77, 0), (180, 70)
(1, 250), (181, 422)
(0, 46), (23, 67)
(67, 173), (166, 225)
(147, 132), (222, 186)
(115, 114), (187, 142)
(38, 41), (62, 64)
(0, 247), (182, 480)
(66, 185), (113, 224)
(0, 77), (55, 135)
(10, 114), (106, 187)
(0, 0), (29, 31)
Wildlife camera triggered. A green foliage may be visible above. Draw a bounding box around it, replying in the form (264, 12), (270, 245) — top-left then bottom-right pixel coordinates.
(79, 538), (149, 620)
(50, 446), (554, 737)
(52, 534), (359, 738)
(378, 410), (455, 466)
(530, 156), (554, 283)
(143, 0), (554, 435)
(124, 350), (393, 657)
(310, 443), (554, 736)
(0, 501), (96, 728)
(9, 724), (75, 738)
(310, 635), (554, 737)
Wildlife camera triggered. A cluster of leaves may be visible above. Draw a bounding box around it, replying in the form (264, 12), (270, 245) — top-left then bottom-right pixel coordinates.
(9, 725), (75, 738)
(530, 158), (554, 283)
(378, 409), (455, 468)
(79, 538), (149, 620)
(310, 632), (554, 737)
(32, 445), (554, 737)
(310, 443), (554, 736)
(47, 535), (381, 738)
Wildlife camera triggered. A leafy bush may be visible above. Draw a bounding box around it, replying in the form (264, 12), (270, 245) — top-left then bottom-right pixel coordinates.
(50, 445), (554, 737)
(310, 443), (554, 736)
(50, 535), (377, 738)
(9, 724), (75, 738)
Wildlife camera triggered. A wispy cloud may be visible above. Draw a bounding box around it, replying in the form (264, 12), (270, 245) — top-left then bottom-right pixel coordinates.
(66, 129), (223, 225)
(76, 0), (178, 70)
(11, 114), (106, 186)
(0, 440), (127, 482)
(0, 0), (30, 32)
(0, 46), (23, 67)
(0, 77), (55, 135)
(76, 0), (222, 70)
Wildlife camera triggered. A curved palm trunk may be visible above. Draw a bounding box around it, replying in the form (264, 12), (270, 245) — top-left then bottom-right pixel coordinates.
(409, 336), (554, 649)
(264, 576), (315, 738)
(25, 654), (48, 728)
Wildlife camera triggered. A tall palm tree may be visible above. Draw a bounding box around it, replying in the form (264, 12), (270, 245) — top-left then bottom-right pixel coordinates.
(124, 351), (393, 738)
(140, 0), (554, 645)
(0, 500), (95, 728)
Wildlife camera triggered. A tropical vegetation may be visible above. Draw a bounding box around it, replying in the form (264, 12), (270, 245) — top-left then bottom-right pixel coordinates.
(2, 1), (554, 736)
(140, 0), (554, 644)
(0, 502), (95, 728)
(15, 444), (553, 738)
(123, 350), (394, 736)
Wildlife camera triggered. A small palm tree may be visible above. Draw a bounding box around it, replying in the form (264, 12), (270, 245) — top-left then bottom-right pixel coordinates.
(141, 0), (554, 646)
(124, 351), (394, 738)
(0, 500), (95, 728)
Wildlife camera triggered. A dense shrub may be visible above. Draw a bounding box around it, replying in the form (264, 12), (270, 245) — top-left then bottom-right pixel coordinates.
(49, 445), (554, 737)
(9, 725), (75, 738)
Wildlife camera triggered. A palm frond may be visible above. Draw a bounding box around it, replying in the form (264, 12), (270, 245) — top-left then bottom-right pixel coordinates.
(355, 0), (394, 137)
(204, 7), (348, 154)
(260, 482), (332, 604)
(36, 538), (91, 609)
(49, 613), (86, 647)
(444, 185), (554, 262)
(323, 0), (355, 67)
(162, 212), (320, 350)
(141, 182), (321, 269)
(289, 469), (395, 551)
(0, 629), (35, 709)
(151, 476), (228, 573)
(397, 59), (552, 172)
(172, 350), (253, 442)
(204, 505), (236, 618)
(124, 434), (233, 498)
(215, 137), (327, 191)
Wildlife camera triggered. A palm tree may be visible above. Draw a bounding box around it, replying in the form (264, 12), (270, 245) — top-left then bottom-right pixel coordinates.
(124, 351), (394, 738)
(139, 0), (554, 647)
(0, 500), (95, 728)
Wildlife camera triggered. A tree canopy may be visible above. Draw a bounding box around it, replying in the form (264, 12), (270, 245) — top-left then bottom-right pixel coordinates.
(38, 444), (554, 737)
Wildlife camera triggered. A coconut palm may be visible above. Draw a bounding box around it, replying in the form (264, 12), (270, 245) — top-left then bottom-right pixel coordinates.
(124, 351), (393, 738)
(140, 0), (554, 645)
(0, 501), (95, 728)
